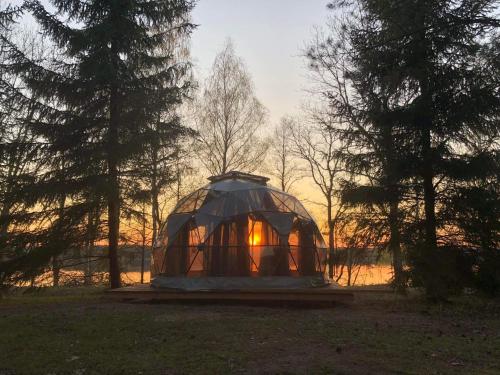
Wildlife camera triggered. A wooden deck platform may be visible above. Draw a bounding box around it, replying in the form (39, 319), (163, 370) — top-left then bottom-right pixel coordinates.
(105, 284), (355, 304)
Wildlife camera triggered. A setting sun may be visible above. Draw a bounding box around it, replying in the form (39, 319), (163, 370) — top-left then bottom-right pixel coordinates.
(250, 232), (261, 246)
(249, 220), (262, 246)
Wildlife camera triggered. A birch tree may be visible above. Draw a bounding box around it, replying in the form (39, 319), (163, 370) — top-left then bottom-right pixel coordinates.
(267, 116), (299, 193)
(291, 113), (346, 279)
(194, 41), (269, 175)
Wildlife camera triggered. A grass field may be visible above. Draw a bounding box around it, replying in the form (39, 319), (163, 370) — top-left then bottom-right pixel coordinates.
(1, 287), (499, 374)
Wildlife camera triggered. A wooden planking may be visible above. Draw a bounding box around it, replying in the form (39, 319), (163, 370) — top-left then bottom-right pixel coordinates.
(105, 284), (354, 303)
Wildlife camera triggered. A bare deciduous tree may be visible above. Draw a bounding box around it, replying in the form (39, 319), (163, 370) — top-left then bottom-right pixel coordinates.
(266, 116), (300, 193)
(306, 21), (407, 290)
(193, 41), (269, 175)
(290, 112), (347, 279)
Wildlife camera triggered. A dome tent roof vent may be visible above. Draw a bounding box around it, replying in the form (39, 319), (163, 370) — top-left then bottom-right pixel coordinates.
(207, 171), (269, 185)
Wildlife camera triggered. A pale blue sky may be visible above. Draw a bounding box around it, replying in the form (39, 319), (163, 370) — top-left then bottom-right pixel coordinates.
(190, 0), (331, 123)
(11, 0), (332, 124)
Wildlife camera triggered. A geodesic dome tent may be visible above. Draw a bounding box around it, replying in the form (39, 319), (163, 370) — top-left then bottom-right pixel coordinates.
(151, 171), (328, 290)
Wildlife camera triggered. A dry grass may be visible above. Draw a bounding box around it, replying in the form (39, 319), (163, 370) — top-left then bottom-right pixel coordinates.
(0, 287), (499, 374)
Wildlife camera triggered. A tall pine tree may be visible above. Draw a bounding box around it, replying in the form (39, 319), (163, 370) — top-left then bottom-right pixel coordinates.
(3, 0), (195, 288)
(307, 6), (413, 290)
(325, 0), (499, 298)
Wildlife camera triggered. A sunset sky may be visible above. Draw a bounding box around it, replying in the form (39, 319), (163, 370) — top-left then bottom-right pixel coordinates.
(17, 0), (332, 124)
(186, 0), (337, 230)
(14, 0), (334, 223)
(190, 0), (331, 124)
(189, 0), (333, 222)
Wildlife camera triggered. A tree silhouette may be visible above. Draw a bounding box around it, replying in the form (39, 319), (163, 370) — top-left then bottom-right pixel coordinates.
(193, 41), (269, 175)
(1, 0), (195, 288)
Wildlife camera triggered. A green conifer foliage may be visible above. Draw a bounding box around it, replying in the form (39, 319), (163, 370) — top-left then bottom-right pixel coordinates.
(1, 0), (195, 288)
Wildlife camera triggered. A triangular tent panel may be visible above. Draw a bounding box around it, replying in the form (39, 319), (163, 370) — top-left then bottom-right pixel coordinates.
(164, 213), (192, 248)
(260, 211), (295, 236)
(193, 213), (224, 243)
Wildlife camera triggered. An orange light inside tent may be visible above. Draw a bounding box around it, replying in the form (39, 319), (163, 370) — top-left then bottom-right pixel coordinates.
(249, 220), (262, 246)
(250, 232), (261, 246)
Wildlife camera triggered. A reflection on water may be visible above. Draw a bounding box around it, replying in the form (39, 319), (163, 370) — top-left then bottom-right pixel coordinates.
(121, 271), (151, 284)
(29, 264), (393, 287)
(122, 266), (393, 286)
(333, 265), (393, 286)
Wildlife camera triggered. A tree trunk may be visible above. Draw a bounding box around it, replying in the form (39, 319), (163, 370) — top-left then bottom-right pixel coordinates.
(221, 149), (228, 175)
(327, 197), (335, 278)
(150, 135), (161, 249)
(388, 197), (404, 290)
(52, 193), (66, 287)
(422, 127), (437, 249)
(107, 51), (121, 289)
(380, 103), (405, 291)
(347, 248), (352, 286)
(151, 165), (159, 247)
(0, 147), (16, 247)
(107, 138), (121, 288)
(52, 256), (60, 287)
(84, 209), (97, 286)
(0, 203), (10, 238)
(84, 243), (93, 286)
(417, 68), (438, 251)
(0, 202), (11, 263)
(141, 204), (146, 284)
(140, 244), (145, 284)
(281, 142), (286, 192)
(176, 165), (182, 202)
(417, 68), (446, 299)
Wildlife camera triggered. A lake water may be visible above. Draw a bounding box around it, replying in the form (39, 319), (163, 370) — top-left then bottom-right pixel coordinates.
(333, 265), (393, 286)
(28, 264), (393, 287)
(122, 265), (393, 286)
